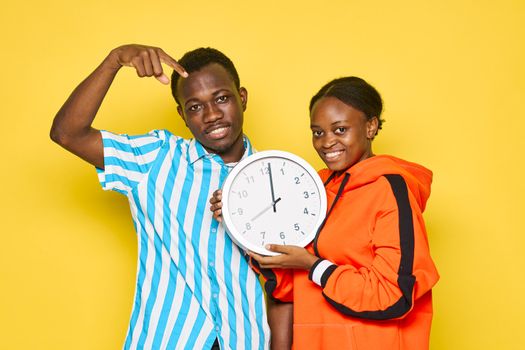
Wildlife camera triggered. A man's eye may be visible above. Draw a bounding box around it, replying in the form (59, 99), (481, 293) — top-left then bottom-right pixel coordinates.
(188, 104), (202, 112)
(216, 95), (228, 103)
(312, 130), (323, 137)
(335, 127), (346, 134)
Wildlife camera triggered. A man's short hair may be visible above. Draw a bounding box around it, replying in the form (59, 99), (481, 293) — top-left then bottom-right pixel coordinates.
(171, 48), (240, 104)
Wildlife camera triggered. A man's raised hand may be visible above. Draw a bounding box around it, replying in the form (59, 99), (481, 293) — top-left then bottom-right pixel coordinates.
(110, 44), (188, 84)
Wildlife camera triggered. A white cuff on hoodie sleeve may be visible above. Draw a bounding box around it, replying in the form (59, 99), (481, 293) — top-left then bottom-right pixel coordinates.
(309, 259), (337, 287)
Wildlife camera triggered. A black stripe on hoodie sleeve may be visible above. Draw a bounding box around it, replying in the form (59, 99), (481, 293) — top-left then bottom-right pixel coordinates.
(320, 265), (338, 288)
(250, 258), (290, 303)
(309, 259), (338, 288)
(322, 174), (416, 320)
(308, 258), (324, 280)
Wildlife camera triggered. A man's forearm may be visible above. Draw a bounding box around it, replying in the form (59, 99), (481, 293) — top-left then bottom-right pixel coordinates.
(55, 54), (120, 130)
(51, 52), (119, 143)
(50, 49), (123, 168)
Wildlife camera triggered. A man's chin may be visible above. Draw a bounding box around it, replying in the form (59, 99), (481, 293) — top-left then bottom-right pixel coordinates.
(202, 139), (234, 155)
(203, 135), (244, 158)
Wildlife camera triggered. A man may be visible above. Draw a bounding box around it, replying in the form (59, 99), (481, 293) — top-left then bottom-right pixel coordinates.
(50, 44), (291, 350)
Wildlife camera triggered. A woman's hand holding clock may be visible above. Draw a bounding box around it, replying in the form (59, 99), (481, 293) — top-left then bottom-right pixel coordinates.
(248, 244), (319, 270)
(210, 188), (318, 270)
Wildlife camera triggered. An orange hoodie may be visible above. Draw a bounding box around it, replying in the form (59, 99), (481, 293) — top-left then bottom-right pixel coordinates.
(259, 155), (440, 349)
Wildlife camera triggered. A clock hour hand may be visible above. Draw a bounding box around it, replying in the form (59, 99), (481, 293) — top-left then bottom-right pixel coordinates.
(268, 163), (277, 212)
(251, 197), (282, 221)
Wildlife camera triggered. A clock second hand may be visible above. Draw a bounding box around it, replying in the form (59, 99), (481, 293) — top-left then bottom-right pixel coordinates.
(250, 197), (282, 222)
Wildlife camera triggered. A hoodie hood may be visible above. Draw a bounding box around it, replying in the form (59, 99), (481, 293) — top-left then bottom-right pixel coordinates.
(319, 155), (433, 211)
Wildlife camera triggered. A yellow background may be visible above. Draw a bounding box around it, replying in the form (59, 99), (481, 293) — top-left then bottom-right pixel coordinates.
(1, 0), (524, 349)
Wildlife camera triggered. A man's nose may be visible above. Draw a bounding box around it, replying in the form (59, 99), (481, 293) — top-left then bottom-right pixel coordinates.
(203, 103), (223, 123)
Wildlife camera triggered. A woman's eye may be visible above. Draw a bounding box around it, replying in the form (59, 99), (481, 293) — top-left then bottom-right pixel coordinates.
(216, 95), (228, 103)
(335, 127), (346, 134)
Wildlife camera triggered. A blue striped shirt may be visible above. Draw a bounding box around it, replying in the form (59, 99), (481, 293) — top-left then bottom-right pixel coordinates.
(97, 130), (270, 350)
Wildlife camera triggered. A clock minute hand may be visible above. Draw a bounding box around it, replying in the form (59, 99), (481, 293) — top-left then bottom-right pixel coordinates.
(268, 163), (277, 212)
(251, 197), (282, 221)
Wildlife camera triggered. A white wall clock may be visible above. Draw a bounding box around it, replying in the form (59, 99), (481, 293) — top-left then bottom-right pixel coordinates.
(221, 150), (327, 256)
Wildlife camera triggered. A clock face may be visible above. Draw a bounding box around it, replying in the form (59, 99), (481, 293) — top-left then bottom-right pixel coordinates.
(222, 150), (327, 256)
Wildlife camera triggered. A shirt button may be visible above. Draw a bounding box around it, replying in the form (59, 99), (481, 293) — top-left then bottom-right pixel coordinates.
(213, 293), (218, 299)
(209, 261), (214, 267)
(211, 228), (217, 233)
(215, 326), (220, 331)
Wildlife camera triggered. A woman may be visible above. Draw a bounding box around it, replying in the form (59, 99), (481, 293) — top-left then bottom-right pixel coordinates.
(211, 76), (439, 349)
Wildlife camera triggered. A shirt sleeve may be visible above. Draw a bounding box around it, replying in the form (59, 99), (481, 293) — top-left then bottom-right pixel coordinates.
(96, 130), (167, 195)
(250, 258), (294, 303)
(308, 174), (439, 320)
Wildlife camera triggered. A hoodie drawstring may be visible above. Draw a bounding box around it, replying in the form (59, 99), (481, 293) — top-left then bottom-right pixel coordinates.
(313, 172), (350, 257)
(323, 171), (338, 186)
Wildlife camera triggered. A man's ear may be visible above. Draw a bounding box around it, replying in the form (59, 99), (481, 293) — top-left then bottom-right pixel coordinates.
(177, 105), (188, 127)
(239, 87), (248, 111)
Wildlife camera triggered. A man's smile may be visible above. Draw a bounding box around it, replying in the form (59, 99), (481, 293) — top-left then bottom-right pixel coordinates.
(206, 125), (230, 139)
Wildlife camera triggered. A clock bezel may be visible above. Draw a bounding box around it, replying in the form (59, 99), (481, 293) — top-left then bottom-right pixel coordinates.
(221, 150), (327, 256)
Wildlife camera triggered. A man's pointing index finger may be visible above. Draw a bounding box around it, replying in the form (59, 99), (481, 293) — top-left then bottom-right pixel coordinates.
(158, 49), (188, 78)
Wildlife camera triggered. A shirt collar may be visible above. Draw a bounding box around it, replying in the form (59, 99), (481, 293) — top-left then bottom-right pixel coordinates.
(187, 135), (254, 165)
